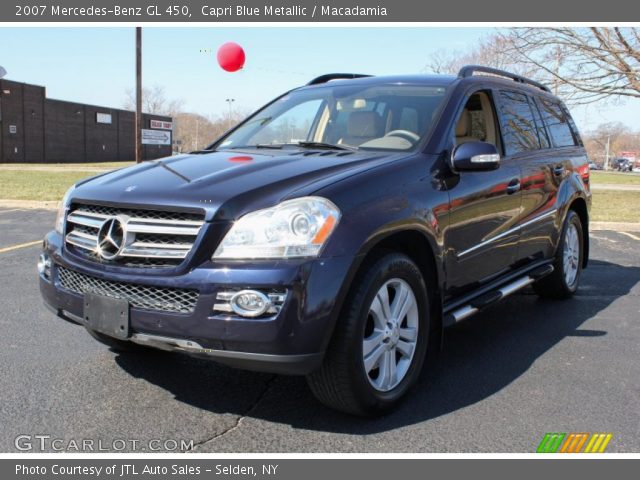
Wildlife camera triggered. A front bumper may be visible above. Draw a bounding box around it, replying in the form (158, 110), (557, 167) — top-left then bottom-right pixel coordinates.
(39, 231), (355, 375)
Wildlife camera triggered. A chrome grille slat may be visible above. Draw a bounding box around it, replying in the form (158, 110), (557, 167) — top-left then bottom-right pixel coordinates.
(65, 204), (205, 268)
(124, 223), (201, 236)
(121, 246), (189, 259)
(68, 230), (98, 241)
(127, 217), (203, 227)
(130, 241), (191, 250)
(66, 213), (105, 228)
(66, 234), (97, 251)
(58, 267), (198, 314)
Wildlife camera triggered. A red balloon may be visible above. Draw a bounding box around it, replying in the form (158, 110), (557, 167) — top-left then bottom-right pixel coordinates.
(217, 42), (245, 72)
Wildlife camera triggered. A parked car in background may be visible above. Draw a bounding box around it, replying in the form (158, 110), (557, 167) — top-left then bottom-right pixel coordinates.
(612, 158), (633, 172)
(39, 66), (591, 415)
(588, 161), (602, 170)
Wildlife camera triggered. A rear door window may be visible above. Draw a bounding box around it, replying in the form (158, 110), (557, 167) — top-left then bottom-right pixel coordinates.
(497, 90), (541, 156)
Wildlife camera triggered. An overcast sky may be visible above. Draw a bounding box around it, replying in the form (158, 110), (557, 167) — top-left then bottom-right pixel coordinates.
(0, 27), (637, 133)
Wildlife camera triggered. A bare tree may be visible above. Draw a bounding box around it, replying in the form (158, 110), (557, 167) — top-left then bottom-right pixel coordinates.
(583, 122), (640, 163)
(123, 85), (184, 116)
(172, 110), (248, 153)
(425, 35), (537, 77)
(172, 113), (212, 153)
(504, 28), (640, 104)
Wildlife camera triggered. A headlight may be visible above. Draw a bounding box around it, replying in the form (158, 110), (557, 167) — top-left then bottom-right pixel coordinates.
(213, 196), (341, 259)
(55, 185), (75, 234)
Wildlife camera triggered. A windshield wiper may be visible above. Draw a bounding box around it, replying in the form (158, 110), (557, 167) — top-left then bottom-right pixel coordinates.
(253, 143), (285, 149)
(296, 141), (356, 151)
(234, 142), (356, 151)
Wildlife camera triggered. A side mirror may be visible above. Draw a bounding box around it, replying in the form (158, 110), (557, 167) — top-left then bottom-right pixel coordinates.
(451, 141), (500, 172)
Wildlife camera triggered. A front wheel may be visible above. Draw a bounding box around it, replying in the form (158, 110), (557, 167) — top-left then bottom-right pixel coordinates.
(307, 253), (429, 416)
(534, 210), (584, 299)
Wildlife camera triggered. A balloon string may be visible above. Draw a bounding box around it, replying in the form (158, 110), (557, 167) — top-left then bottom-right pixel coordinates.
(200, 49), (307, 76)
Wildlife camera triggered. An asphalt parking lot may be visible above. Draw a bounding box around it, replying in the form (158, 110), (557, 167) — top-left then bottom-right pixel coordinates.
(0, 207), (638, 453)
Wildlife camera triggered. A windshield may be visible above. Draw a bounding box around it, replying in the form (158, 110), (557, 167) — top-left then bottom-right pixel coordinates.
(215, 83), (448, 152)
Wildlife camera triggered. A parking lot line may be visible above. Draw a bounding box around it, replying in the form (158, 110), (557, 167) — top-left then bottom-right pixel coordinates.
(618, 231), (640, 242)
(0, 240), (41, 254)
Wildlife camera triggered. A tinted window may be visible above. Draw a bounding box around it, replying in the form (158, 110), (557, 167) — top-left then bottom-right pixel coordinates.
(498, 91), (540, 156)
(538, 98), (577, 147)
(530, 100), (551, 149)
(398, 107), (418, 132)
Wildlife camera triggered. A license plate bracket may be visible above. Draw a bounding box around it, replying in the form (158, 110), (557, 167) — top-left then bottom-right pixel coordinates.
(83, 292), (130, 339)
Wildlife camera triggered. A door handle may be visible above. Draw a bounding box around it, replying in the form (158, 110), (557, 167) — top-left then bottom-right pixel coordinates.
(507, 179), (520, 194)
(553, 165), (565, 176)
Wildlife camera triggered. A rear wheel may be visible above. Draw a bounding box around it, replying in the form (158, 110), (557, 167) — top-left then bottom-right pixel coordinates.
(533, 210), (584, 299)
(307, 253), (429, 416)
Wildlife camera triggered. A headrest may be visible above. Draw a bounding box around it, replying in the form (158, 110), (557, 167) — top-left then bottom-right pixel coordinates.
(456, 109), (471, 136)
(347, 111), (383, 137)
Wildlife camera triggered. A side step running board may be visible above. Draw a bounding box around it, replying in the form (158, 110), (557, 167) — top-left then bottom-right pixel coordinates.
(445, 264), (554, 324)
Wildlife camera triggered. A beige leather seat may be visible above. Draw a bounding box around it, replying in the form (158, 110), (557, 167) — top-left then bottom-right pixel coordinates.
(339, 111), (384, 147)
(455, 109), (477, 145)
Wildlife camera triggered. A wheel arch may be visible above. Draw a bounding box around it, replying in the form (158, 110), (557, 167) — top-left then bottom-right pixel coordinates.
(325, 226), (444, 353)
(557, 173), (590, 269)
(568, 196), (590, 268)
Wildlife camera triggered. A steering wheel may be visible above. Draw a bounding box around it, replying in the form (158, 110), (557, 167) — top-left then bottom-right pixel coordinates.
(384, 130), (420, 144)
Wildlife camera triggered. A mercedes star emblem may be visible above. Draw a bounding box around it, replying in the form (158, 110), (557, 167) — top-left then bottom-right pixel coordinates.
(96, 216), (126, 260)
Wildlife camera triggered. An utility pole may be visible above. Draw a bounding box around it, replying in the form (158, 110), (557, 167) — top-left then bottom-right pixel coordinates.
(553, 46), (561, 96)
(225, 98), (235, 120)
(194, 119), (199, 151)
(135, 27), (142, 164)
(604, 135), (611, 170)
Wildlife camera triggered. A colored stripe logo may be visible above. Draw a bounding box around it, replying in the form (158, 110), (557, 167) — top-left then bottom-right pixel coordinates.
(537, 433), (612, 453)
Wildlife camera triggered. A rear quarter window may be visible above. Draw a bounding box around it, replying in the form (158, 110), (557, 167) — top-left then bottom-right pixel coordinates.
(538, 98), (580, 148)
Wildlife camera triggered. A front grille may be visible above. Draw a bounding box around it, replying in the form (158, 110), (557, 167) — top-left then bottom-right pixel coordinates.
(58, 267), (199, 314)
(64, 204), (205, 268)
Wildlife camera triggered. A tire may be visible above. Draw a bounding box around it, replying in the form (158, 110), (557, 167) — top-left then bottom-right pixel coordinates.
(85, 328), (147, 353)
(307, 253), (430, 416)
(533, 209), (584, 299)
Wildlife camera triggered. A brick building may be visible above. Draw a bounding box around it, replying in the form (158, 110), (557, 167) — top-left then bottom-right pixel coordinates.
(0, 79), (172, 163)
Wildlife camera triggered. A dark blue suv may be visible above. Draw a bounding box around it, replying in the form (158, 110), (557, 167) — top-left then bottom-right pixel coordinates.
(39, 66), (591, 415)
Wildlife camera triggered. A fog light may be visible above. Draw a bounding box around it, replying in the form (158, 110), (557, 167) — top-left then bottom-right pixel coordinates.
(214, 289), (287, 318)
(37, 253), (52, 279)
(230, 290), (271, 317)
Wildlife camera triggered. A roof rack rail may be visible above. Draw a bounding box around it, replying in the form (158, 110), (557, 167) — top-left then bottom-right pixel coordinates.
(306, 73), (372, 86)
(458, 65), (550, 93)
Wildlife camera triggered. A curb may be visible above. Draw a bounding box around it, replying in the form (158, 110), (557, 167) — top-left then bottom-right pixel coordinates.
(591, 222), (640, 232)
(0, 200), (58, 210)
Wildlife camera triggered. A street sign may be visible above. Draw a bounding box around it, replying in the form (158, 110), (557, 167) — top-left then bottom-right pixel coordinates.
(150, 120), (173, 130)
(141, 129), (171, 145)
(9, 125), (17, 134)
(96, 113), (112, 124)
